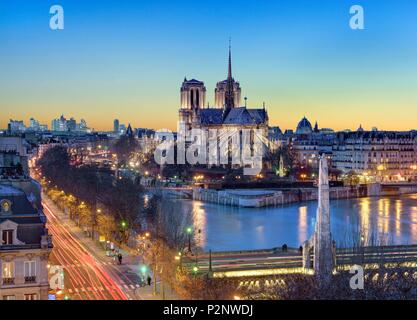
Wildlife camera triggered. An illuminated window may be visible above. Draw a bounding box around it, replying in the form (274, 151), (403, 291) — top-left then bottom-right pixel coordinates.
(2, 261), (14, 279)
(24, 294), (37, 300)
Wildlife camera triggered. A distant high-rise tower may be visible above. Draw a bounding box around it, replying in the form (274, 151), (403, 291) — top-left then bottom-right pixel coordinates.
(51, 115), (67, 132)
(114, 119), (120, 133)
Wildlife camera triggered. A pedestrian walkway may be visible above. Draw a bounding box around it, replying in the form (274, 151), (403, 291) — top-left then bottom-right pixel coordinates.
(43, 194), (179, 300)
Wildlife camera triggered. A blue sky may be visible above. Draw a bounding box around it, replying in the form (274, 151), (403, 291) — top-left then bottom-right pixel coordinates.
(1, 0), (416, 131)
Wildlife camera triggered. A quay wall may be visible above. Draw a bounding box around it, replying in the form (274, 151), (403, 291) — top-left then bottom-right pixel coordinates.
(193, 186), (368, 208)
(154, 182), (417, 208)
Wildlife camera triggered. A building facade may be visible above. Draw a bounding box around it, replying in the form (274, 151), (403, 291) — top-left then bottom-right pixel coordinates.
(178, 47), (269, 169)
(0, 184), (52, 300)
(332, 130), (417, 181)
(283, 116), (417, 181)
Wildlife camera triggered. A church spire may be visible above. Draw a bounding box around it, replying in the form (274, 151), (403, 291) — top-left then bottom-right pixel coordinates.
(224, 39), (235, 113)
(228, 38), (232, 81)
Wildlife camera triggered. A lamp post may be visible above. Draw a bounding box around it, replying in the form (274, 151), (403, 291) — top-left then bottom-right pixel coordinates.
(92, 208), (101, 239)
(121, 220), (127, 243)
(208, 250), (213, 275)
(175, 252), (182, 269)
(186, 227), (193, 253)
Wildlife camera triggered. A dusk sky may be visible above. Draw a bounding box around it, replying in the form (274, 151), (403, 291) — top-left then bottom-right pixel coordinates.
(1, 0), (417, 131)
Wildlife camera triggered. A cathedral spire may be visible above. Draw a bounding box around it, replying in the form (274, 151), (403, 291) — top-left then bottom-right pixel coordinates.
(224, 39), (235, 113)
(228, 38), (232, 81)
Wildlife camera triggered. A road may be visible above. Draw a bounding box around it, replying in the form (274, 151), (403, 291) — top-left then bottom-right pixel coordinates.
(43, 198), (144, 300)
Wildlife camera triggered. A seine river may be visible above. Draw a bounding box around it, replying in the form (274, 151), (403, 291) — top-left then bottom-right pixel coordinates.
(162, 194), (417, 252)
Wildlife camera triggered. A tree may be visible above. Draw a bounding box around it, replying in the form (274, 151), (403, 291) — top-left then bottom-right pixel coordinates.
(113, 134), (140, 167)
(345, 170), (360, 186)
(266, 145), (295, 177)
(175, 274), (238, 300)
(96, 211), (118, 241)
(100, 177), (144, 241)
(329, 168), (343, 181)
(142, 201), (198, 297)
(38, 146), (71, 188)
(155, 201), (196, 252)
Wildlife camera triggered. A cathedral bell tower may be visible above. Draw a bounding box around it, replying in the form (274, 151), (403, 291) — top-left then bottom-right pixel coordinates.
(179, 78), (206, 132)
(180, 78), (206, 110)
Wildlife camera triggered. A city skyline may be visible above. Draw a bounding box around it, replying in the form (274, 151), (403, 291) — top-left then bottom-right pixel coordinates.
(4, 0), (417, 304)
(1, 0), (417, 132)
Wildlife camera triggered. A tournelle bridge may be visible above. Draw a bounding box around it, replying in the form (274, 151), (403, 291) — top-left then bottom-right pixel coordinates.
(184, 244), (417, 278)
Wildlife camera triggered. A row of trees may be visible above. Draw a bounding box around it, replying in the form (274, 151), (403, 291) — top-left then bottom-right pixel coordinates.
(38, 145), (144, 242)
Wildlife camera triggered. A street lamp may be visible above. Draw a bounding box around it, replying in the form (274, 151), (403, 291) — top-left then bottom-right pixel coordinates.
(186, 227), (193, 252)
(140, 265), (147, 275)
(192, 265), (199, 277)
(177, 252), (183, 268)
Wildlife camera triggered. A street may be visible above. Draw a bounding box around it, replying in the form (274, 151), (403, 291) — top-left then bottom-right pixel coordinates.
(43, 197), (145, 300)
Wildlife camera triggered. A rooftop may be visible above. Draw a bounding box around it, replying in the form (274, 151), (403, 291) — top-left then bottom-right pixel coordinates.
(0, 184), (25, 196)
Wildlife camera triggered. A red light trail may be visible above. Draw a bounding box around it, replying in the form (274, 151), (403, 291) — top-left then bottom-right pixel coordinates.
(43, 201), (129, 300)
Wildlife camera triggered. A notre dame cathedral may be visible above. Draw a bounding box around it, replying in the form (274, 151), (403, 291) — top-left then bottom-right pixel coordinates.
(178, 46), (269, 134)
(177, 47), (269, 171)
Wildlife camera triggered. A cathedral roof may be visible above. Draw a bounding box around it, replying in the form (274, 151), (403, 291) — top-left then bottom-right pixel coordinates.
(247, 109), (268, 123)
(199, 107), (267, 126)
(223, 108), (254, 124)
(199, 109), (224, 125)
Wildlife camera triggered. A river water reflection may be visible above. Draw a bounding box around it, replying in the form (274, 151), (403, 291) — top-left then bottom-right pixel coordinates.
(162, 194), (417, 252)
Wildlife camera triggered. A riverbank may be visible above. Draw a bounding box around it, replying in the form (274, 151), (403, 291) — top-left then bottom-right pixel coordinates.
(157, 182), (417, 208)
(193, 185), (368, 208)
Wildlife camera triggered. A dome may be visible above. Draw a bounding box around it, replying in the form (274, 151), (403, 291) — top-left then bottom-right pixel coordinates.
(296, 117), (313, 134)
